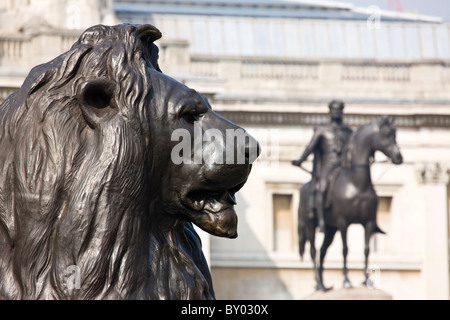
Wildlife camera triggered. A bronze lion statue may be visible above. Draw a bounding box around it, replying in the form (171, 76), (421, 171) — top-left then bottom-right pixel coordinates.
(0, 24), (259, 299)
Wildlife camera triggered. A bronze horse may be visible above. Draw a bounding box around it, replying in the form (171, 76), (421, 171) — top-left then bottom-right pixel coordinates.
(297, 117), (403, 291)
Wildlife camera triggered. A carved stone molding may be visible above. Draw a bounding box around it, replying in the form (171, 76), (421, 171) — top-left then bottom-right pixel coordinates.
(417, 162), (450, 185)
(216, 111), (450, 129)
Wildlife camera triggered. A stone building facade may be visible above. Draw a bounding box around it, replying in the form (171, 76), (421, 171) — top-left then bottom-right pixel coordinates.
(0, 0), (449, 299)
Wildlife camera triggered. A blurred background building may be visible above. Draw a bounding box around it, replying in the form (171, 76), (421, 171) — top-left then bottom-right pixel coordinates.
(1, 0), (449, 300)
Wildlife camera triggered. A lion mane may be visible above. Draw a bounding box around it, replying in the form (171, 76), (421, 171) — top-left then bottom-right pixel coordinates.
(0, 24), (214, 299)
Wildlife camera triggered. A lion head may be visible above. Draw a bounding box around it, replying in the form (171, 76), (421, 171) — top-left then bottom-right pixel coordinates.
(0, 24), (259, 300)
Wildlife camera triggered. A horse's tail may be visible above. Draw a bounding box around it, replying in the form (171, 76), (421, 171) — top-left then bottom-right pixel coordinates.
(375, 225), (386, 234)
(298, 221), (307, 260)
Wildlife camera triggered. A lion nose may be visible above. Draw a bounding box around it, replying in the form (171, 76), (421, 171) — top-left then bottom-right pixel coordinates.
(245, 134), (261, 164)
(224, 128), (260, 165)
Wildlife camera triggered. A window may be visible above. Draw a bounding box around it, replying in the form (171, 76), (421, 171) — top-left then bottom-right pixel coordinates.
(266, 182), (300, 256)
(272, 194), (296, 253)
(373, 196), (392, 252)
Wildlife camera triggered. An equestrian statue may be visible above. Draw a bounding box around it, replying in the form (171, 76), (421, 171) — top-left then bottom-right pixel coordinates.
(292, 101), (403, 291)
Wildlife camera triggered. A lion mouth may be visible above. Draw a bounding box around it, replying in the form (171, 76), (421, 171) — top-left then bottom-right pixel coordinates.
(185, 189), (237, 213)
(181, 181), (246, 238)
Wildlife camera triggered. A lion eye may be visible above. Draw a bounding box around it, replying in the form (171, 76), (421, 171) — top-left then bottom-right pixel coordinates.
(182, 110), (200, 124)
(178, 101), (205, 124)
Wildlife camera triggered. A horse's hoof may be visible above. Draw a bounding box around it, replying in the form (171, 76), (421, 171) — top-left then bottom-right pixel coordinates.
(343, 280), (353, 289)
(362, 278), (374, 288)
(315, 284), (333, 292)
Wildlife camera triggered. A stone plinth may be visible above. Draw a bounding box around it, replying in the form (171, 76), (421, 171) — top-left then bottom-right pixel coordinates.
(303, 287), (393, 300)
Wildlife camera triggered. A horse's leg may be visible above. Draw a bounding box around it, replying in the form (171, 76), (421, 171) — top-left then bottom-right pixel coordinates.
(362, 220), (376, 286)
(341, 227), (352, 288)
(317, 225), (337, 291)
(308, 225), (321, 289)
(299, 182), (322, 290)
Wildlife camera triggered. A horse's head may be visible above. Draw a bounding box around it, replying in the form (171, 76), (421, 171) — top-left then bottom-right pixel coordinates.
(373, 116), (403, 165)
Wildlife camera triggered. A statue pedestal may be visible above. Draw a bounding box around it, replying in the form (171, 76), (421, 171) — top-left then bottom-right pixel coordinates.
(303, 286), (392, 300)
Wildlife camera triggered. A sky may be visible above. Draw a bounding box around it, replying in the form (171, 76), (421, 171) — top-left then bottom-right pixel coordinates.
(326, 0), (450, 21)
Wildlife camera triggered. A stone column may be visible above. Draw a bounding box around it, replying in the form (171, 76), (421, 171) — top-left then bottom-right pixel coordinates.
(417, 162), (449, 300)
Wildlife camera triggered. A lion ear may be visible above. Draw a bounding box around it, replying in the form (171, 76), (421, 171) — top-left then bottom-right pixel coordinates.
(78, 79), (117, 128)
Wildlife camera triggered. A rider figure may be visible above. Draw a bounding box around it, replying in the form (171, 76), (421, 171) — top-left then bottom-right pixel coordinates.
(293, 100), (352, 233)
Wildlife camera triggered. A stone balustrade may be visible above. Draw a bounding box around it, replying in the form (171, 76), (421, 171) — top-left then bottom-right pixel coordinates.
(2, 33), (450, 106)
(0, 31), (80, 70)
